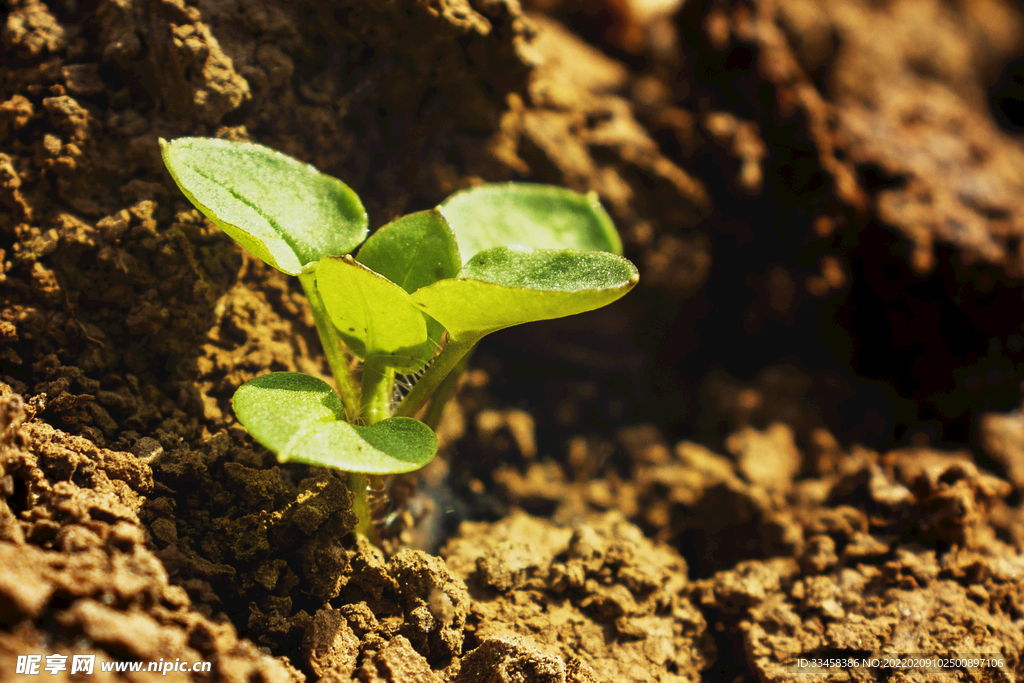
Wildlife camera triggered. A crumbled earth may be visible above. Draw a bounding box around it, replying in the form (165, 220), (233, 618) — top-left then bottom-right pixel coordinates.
(654, 0), (1024, 443)
(444, 511), (713, 682)
(5, 0), (1024, 681)
(470, 413), (1024, 681)
(0, 389), (301, 681)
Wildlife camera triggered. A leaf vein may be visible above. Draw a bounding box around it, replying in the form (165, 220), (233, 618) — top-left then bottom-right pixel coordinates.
(188, 163), (304, 265)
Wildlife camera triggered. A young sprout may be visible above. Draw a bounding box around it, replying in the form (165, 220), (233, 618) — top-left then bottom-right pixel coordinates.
(161, 137), (638, 540)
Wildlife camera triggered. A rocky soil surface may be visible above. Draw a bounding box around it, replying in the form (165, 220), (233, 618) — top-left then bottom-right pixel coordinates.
(4, 0), (1024, 680)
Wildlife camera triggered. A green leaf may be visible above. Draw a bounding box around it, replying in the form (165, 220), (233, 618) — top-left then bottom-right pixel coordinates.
(356, 210), (460, 358)
(438, 183), (622, 264)
(231, 372), (438, 475)
(316, 255), (430, 371)
(232, 372), (345, 454)
(280, 417), (438, 474)
(461, 246), (637, 291)
(160, 137), (367, 275)
(357, 210), (462, 292)
(410, 247), (638, 340)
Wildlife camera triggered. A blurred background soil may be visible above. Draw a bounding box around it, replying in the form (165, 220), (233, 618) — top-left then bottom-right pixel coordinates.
(3, 0), (1024, 680)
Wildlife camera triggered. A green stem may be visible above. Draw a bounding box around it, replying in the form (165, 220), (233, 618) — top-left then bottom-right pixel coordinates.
(360, 361), (394, 426)
(352, 362), (393, 543)
(347, 472), (375, 541)
(299, 271), (359, 420)
(394, 335), (478, 419)
(300, 271), (378, 542)
(421, 347), (473, 430)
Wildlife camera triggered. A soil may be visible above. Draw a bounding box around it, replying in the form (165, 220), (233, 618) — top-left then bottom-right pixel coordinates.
(4, 0), (1024, 680)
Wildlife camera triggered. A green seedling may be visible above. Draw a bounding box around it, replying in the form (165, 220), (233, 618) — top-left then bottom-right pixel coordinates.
(161, 137), (638, 539)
